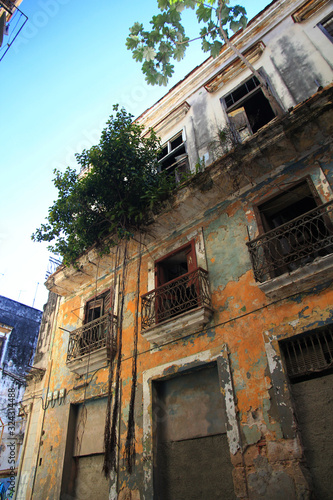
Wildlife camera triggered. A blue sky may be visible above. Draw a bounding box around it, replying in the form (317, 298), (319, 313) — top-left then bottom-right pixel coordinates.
(0, 0), (269, 311)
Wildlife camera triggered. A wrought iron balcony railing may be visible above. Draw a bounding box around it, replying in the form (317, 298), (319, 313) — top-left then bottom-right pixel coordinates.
(67, 313), (117, 362)
(141, 268), (212, 330)
(247, 201), (333, 283)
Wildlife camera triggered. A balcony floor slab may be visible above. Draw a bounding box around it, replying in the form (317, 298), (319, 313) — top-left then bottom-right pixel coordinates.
(66, 346), (110, 375)
(258, 253), (333, 300)
(141, 306), (213, 346)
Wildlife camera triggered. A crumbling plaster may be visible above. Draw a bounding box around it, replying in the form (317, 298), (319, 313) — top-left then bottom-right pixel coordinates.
(26, 86), (333, 499)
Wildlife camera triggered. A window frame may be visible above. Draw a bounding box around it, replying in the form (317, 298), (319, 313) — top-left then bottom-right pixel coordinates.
(83, 288), (112, 325)
(158, 129), (188, 180)
(318, 12), (333, 43)
(220, 68), (278, 138)
(154, 240), (197, 289)
(153, 240), (199, 324)
(253, 176), (323, 236)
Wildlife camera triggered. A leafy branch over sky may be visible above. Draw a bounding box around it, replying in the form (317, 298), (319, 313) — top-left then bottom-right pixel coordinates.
(126, 0), (283, 114)
(126, 0), (248, 86)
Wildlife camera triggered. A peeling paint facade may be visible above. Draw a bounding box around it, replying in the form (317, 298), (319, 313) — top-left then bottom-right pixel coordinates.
(17, 1), (333, 499)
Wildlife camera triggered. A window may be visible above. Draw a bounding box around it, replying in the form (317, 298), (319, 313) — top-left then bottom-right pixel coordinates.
(141, 241), (212, 333)
(154, 242), (199, 323)
(221, 72), (276, 139)
(318, 13), (333, 42)
(158, 131), (189, 182)
(280, 326), (333, 380)
(247, 178), (333, 282)
(67, 289), (115, 364)
(279, 326), (333, 500)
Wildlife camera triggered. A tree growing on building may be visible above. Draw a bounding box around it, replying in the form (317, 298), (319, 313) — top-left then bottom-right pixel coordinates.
(32, 106), (172, 266)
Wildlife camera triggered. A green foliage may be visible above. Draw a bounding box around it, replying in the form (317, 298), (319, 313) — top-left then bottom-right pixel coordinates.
(32, 106), (174, 266)
(126, 0), (247, 86)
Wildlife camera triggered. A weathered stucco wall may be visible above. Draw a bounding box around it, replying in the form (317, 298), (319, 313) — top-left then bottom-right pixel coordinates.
(22, 84), (333, 500)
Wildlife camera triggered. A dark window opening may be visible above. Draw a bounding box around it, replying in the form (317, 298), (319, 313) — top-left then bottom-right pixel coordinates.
(153, 242), (199, 323)
(84, 290), (111, 324)
(222, 73), (276, 138)
(239, 90), (275, 134)
(280, 325), (333, 382)
(318, 13), (333, 42)
(280, 327), (333, 500)
(141, 243), (212, 330)
(224, 76), (260, 108)
(247, 179), (333, 282)
(158, 131), (189, 182)
(156, 247), (190, 287)
(0, 337), (5, 364)
(67, 289), (117, 362)
(258, 181), (318, 232)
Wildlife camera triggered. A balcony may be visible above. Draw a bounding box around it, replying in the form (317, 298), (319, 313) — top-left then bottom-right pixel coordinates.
(141, 268), (213, 346)
(66, 313), (117, 375)
(247, 201), (333, 298)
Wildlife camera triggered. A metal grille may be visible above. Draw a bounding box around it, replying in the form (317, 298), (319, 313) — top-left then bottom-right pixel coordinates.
(66, 313), (117, 362)
(281, 326), (333, 379)
(141, 268), (211, 330)
(247, 200), (333, 282)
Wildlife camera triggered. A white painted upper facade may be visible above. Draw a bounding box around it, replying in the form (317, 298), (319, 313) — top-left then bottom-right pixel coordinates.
(136, 0), (333, 174)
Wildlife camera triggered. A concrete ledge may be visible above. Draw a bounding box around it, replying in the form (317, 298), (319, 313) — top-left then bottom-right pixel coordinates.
(259, 253), (333, 300)
(141, 306), (213, 346)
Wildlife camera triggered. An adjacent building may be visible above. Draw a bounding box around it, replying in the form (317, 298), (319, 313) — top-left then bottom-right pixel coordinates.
(0, 296), (42, 499)
(16, 0), (333, 499)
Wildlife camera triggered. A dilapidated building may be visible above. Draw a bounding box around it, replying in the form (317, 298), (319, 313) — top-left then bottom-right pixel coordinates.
(16, 0), (333, 499)
(0, 296), (42, 498)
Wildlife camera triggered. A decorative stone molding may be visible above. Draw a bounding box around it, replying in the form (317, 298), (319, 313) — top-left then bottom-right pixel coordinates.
(292, 0), (328, 23)
(204, 41), (266, 93)
(143, 102), (190, 138)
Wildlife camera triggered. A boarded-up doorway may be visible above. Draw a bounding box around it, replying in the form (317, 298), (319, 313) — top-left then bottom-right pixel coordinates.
(152, 363), (235, 500)
(280, 327), (333, 500)
(73, 399), (109, 500)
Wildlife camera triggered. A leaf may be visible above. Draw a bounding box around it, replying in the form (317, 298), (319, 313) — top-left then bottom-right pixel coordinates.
(143, 46), (157, 61)
(230, 19), (240, 33)
(239, 14), (248, 29)
(210, 40), (223, 58)
(125, 35), (140, 50)
(158, 73), (169, 86)
(157, 0), (169, 10)
(129, 22), (143, 36)
(132, 47), (144, 62)
(202, 38), (211, 53)
(173, 44), (186, 61)
(196, 4), (212, 23)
